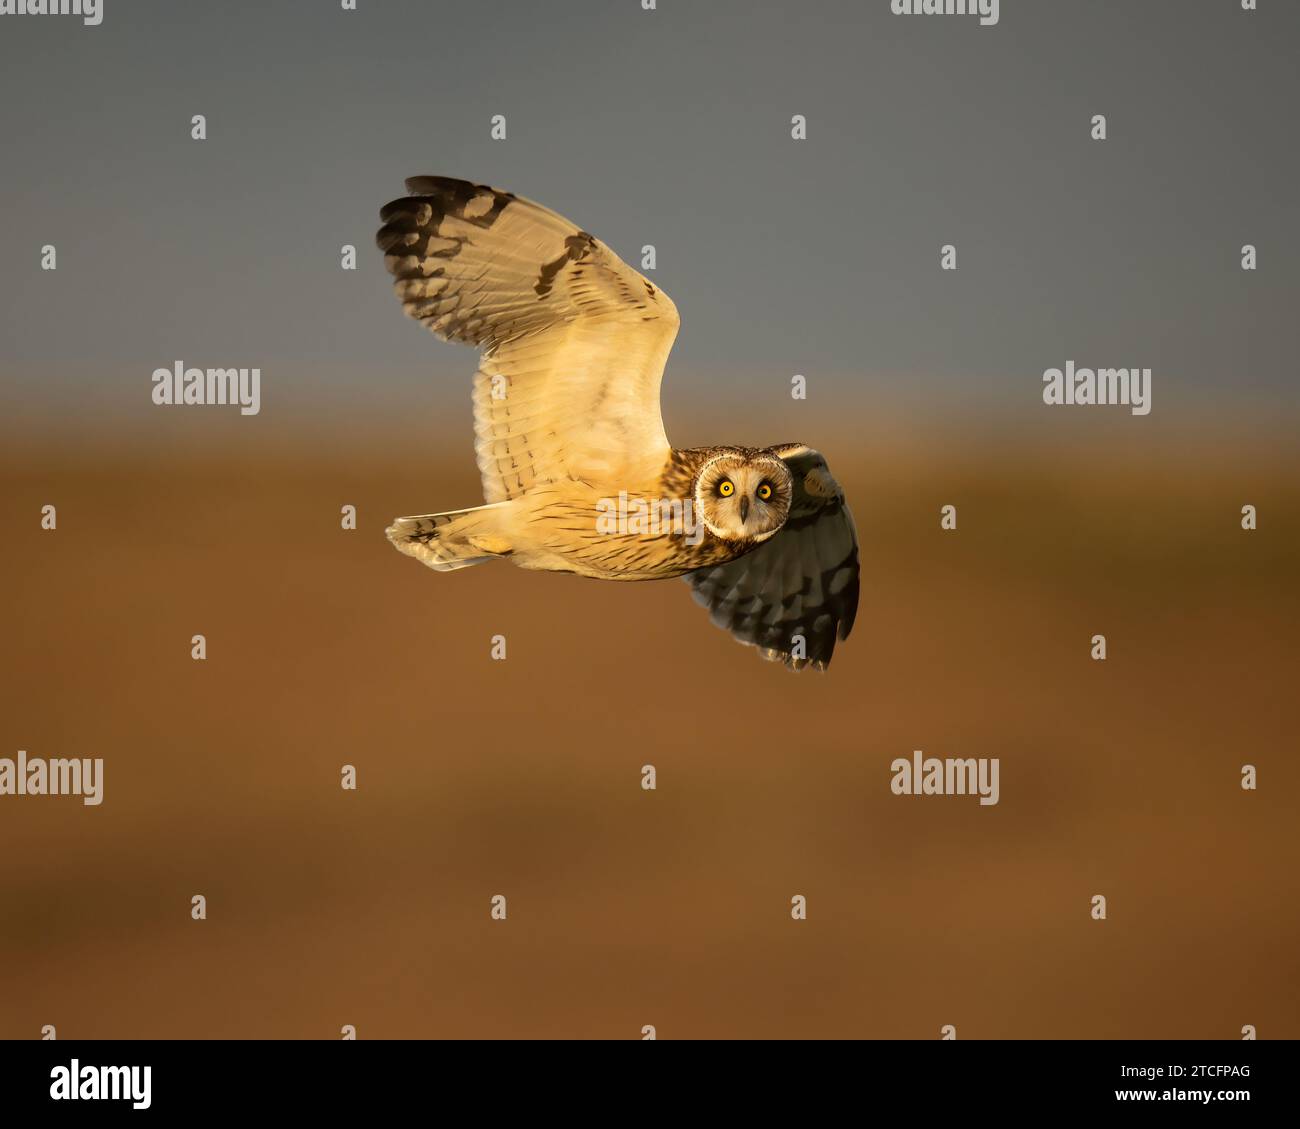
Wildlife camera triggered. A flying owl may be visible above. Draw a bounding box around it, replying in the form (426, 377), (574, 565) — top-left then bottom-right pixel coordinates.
(377, 176), (860, 670)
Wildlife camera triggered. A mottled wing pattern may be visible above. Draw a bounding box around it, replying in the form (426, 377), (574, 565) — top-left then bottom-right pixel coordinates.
(376, 176), (680, 502)
(683, 445), (860, 670)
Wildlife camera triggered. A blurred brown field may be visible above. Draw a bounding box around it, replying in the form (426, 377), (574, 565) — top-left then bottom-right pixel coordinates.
(1, 418), (1298, 1039)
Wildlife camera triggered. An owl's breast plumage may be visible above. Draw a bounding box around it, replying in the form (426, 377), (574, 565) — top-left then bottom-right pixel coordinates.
(495, 454), (764, 581)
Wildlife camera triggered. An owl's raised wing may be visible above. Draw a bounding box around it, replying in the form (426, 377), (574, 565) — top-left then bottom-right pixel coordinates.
(683, 445), (860, 671)
(377, 176), (680, 502)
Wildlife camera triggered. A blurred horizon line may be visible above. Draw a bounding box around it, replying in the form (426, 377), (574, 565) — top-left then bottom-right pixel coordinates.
(4, 362), (1298, 463)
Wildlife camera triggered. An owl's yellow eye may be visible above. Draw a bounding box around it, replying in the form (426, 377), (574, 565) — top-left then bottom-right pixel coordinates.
(757, 483), (773, 501)
(718, 480), (734, 497)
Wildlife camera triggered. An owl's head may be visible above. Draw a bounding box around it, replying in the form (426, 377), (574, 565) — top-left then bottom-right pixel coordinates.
(693, 450), (793, 543)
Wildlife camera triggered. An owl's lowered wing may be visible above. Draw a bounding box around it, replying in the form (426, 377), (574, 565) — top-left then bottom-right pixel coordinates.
(683, 445), (860, 671)
(377, 176), (680, 503)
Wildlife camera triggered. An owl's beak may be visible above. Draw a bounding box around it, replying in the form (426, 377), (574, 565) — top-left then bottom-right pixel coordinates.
(738, 496), (750, 524)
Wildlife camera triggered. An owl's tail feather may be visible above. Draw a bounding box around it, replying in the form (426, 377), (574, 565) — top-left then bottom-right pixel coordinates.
(386, 503), (512, 572)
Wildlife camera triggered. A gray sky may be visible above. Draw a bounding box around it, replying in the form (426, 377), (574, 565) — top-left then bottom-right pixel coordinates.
(1, 0), (1296, 434)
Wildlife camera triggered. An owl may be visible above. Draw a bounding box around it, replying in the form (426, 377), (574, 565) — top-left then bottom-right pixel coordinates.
(377, 176), (860, 670)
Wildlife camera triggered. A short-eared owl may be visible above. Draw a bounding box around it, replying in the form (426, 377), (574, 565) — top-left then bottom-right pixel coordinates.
(377, 176), (859, 670)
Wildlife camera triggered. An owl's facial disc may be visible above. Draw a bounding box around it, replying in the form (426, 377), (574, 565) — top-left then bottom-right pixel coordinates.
(694, 454), (793, 542)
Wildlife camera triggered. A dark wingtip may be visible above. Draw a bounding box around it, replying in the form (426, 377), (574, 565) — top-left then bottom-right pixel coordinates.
(378, 177), (516, 244)
(756, 643), (834, 672)
(404, 174), (476, 195)
(838, 571), (861, 641)
(400, 175), (517, 210)
(376, 177), (519, 260)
